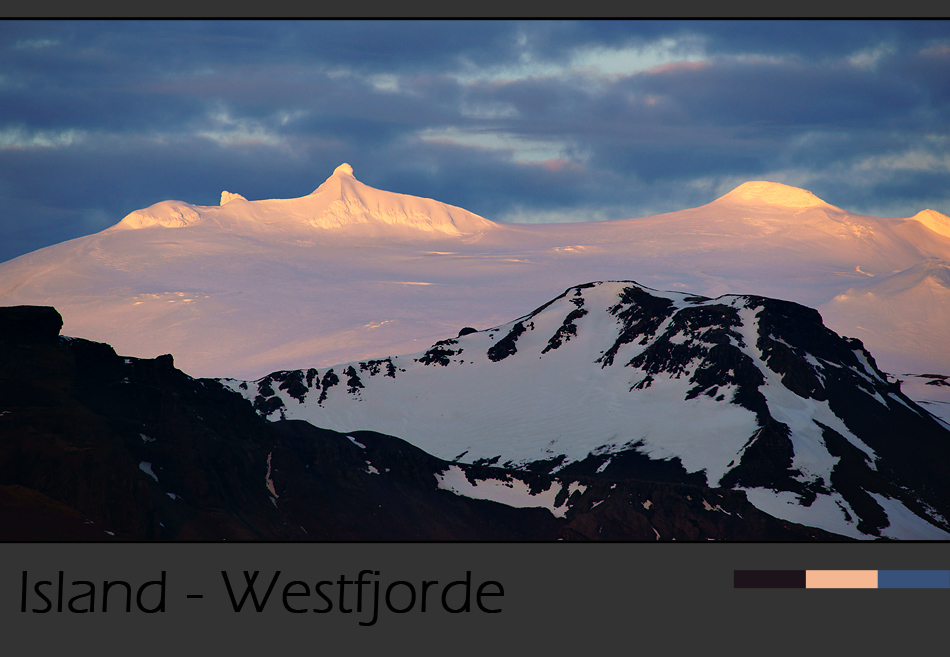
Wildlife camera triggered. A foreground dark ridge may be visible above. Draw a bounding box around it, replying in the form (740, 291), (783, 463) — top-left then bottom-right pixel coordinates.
(1, 305), (846, 541)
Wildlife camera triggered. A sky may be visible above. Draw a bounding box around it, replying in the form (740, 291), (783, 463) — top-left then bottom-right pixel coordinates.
(1, 19), (949, 264)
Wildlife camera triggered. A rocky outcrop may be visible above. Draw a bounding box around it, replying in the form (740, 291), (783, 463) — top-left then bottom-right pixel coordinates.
(0, 305), (63, 343)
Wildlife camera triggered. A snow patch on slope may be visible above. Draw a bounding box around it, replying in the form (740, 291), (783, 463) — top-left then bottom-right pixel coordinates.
(741, 486), (950, 541)
(740, 488), (865, 539)
(265, 451), (278, 500)
(139, 461), (158, 482)
(436, 465), (584, 518)
(867, 492), (950, 540)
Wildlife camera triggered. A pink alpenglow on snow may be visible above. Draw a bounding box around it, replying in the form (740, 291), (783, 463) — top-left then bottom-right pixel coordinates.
(0, 164), (947, 395)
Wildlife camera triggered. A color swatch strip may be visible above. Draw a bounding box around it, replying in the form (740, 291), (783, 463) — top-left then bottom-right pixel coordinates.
(734, 570), (950, 589)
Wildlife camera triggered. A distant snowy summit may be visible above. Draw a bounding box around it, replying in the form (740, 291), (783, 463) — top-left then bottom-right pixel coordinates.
(711, 181), (840, 211)
(110, 167), (947, 238)
(910, 208), (950, 238)
(3, 164), (948, 381)
(113, 163), (497, 238)
(710, 182), (950, 236)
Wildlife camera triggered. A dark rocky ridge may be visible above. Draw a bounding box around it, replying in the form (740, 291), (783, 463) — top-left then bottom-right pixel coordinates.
(1, 305), (846, 541)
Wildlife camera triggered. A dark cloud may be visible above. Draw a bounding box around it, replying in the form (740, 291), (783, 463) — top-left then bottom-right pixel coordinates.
(672, 20), (947, 60)
(1, 20), (948, 264)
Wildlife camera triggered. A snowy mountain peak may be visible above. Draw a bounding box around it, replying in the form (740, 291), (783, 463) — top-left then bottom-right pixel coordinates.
(910, 209), (950, 238)
(107, 163), (494, 237)
(227, 279), (950, 540)
(220, 191), (246, 205)
(715, 181), (837, 210)
(116, 199), (203, 229)
(332, 162), (355, 177)
(304, 163), (496, 235)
